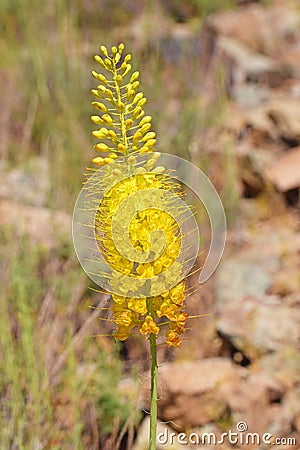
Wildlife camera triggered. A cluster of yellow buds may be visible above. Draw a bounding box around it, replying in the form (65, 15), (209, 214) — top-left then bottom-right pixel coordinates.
(90, 44), (190, 347)
(91, 43), (157, 167)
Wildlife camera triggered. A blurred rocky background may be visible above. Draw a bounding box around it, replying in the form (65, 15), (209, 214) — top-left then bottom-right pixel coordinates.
(0, 0), (299, 449)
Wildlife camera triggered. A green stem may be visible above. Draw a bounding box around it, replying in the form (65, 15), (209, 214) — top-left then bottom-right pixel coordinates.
(112, 59), (128, 154)
(149, 332), (158, 450)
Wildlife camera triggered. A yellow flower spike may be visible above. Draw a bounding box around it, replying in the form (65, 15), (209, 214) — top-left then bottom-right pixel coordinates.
(140, 316), (160, 336)
(90, 44), (191, 350)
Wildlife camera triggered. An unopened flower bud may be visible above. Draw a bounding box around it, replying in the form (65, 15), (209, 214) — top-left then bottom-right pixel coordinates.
(142, 132), (156, 142)
(130, 71), (139, 83)
(100, 45), (108, 56)
(152, 166), (165, 174)
(91, 102), (107, 112)
(94, 143), (110, 152)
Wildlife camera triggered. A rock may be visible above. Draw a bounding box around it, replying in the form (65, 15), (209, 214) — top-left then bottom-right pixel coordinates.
(0, 199), (71, 247)
(217, 36), (286, 87)
(237, 145), (277, 197)
(143, 358), (244, 429)
(219, 372), (274, 434)
(142, 356), (299, 438)
(270, 258), (300, 298)
(282, 45), (300, 78)
(268, 98), (300, 142)
(243, 106), (278, 141)
(252, 349), (300, 391)
(215, 231), (300, 357)
(282, 387), (300, 431)
(0, 157), (49, 206)
(295, 415), (300, 432)
(216, 256), (274, 308)
(217, 295), (300, 358)
(208, 3), (299, 55)
(267, 147), (300, 192)
(232, 82), (270, 108)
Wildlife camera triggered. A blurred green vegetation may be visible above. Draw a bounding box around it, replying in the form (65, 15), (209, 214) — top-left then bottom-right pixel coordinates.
(0, 0), (241, 447)
(0, 0), (239, 211)
(0, 228), (139, 448)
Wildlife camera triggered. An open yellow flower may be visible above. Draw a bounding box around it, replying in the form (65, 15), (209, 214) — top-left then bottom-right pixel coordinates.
(140, 316), (160, 336)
